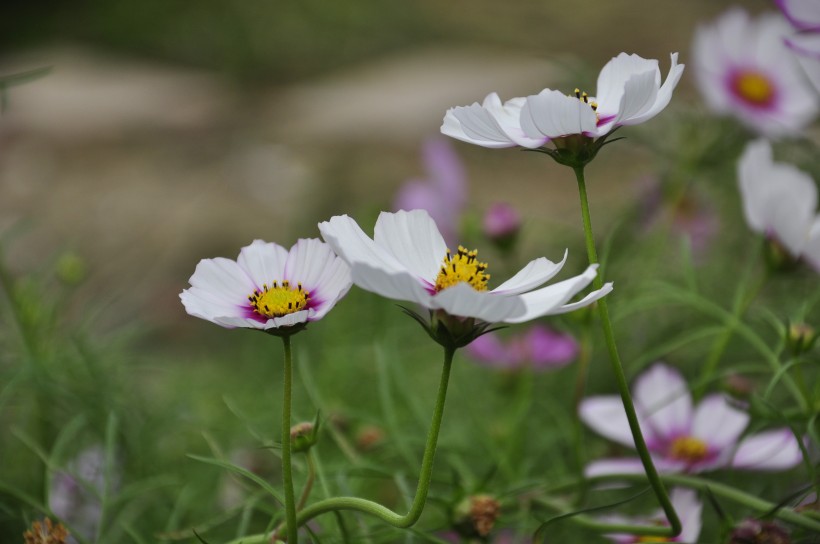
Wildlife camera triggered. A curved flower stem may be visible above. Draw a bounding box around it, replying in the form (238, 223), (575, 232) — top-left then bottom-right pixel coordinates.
(281, 335), (298, 543)
(572, 166), (681, 538)
(293, 345), (455, 529)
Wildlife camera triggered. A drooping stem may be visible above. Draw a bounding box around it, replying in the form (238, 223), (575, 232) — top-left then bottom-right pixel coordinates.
(572, 166), (681, 538)
(281, 335), (298, 543)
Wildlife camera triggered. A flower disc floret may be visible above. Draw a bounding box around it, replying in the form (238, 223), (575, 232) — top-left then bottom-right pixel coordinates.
(318, 209), (612, 326)
(180, 238), (352, 332)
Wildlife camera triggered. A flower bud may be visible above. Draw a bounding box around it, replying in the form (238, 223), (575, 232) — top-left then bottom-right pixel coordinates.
(453, 494), (501, 538)
(290, 421), (318, 453)
(56, 251), (87, 285)
(729, 519), (790, 544)
(786, 321), (817, 357)
(483, 202), (521, 251)
(355, 425), (385, 451)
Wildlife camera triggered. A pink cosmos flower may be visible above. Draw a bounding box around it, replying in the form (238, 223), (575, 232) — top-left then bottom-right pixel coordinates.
(466, 325), (578, 371)
(180, 239), (351, 331)
(483, 202), (522, 245)
(692, 8), (819, 137)
(602, 488), (702, 544)
(580, 363), (803, 476)
(394, 138), (467, 246)
(738, 139), (820, 271)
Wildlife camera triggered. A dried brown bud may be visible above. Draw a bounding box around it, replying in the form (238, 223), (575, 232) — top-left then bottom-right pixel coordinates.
(355, 425), (385, 451)
(470, 494), (501, 537)
(24, 519), (69, 544)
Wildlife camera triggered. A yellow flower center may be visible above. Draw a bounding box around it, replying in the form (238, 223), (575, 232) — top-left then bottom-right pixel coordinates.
(732, 71), (775, 107)
(573, 88), (599, 112)
(434, 246), (490, 292)
(248, 280), (309, 318)
(668, 436), (709, 462)
(637, 536), (671, 543)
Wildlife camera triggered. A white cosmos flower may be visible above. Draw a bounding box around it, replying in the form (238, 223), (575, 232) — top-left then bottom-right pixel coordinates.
(692, 8), (819, 138)
(318, 209), (612, 324)
(519, 53), (684, 140)
(441, 92), (549, 149)
(180, 239), (352, 331)
(602, 488), (702, 544)
(738, 139), (820, 270)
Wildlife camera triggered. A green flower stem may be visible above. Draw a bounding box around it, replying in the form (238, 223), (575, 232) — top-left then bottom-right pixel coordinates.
(571, 324), (593, 491)
(573, 166), (681, 538)
(281, 335), (298, 544)
(293, 345), (455, 529)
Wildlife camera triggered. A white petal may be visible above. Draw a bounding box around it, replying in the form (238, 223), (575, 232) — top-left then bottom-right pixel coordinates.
(580, 396), (647, 448)
(731, 429), (803, 470)
(269, 310), (312, 329)
(738, 139), (778, 234)
(180, 287), (248, 326)
(672, 488), (703, 544)
(502, 264), (600, 323)
(585, 457), (686, 477)
(307, 256), (352, 320)
(521, 89), (599, 139)
(374, 209), (447, 284)
(691, 394), (750, 449)
(777, 0), (820, 30)
(549, 282), (613, 315)
(237, 240), (289, 289)
(483, 94), (549, 148)
(618, 53), (684, 127)
(319, 214), (409, 276)
(442, 102), (518, 149)
(802, 217), (820, 270)
(491, 251), (567, 295)
(596, 53), (660, 118)
(431, 283), (525, 322)
(212, 315), (266, 329)
(188, 257), (256, 304)
(349, 262), (432, 306)
(633, 364), (693, 443)
(607, 69), (660, 128)
(282, 238), (352, 320)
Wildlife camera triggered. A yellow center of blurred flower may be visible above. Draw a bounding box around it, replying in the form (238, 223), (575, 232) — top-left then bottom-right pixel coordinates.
(637, 536), (671, 543)
(573, 88), (599, 113)
(668, 436), (709, 462)
(248, 280), (309, 318)
(733, 71), (775, 107)
(435, 246), (490, 292)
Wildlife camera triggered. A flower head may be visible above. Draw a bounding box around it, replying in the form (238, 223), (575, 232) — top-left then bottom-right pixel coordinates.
(180, 239), (352, 333)
(693, 8), (819, 137)
(319, 210), (611, 345)
(737, 139), (820, 271)
(394, 138), (467, 246)
(602, 488), (702, 544)
(24, 519), (69, 544)
(580, 363), (803, 476)
(483, 202), (522, 249)
(466, 325), (578, 371)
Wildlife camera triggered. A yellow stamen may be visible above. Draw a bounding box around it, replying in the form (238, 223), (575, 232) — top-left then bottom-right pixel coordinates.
(572, 87), (599, 114)
(249, 280), (309, 318)
(733, 71), (775, 107)
(434, 245), (490, 292)
(637, 536), (671, 543)
(668, 436), (709, 462)
(24, 519), (69, 544)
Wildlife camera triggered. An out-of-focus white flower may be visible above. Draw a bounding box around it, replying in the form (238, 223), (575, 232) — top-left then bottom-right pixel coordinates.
(520, 53), (684, 140)
(776, 0), (820, 31)
(738, 139), (820, 270)
(693, 8), (819, 137)
(319, 209), (611, 325)
(778, 0), (820, 92)
(603, 488), (702, 544)
(580, 363), (804, 476)
(394, 138), (467, 246)
(441, 92), (548, 149)
(180, 239), (351, 332)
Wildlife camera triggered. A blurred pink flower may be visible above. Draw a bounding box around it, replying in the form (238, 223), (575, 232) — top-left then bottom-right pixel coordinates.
(778, 0), (820, 92)
(580, 363), (803, 476)
(483, 202), (522, 246)
(737, 139), (820, 271)
(776, 0), (820, 31)
(603, 488), (702, 544)
(466, 324), (578, 371)
(394, 138), (467, 246)
(692, 8), (819, 137)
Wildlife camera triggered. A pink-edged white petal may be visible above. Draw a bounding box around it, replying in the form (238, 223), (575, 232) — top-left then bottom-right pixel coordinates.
(585, 457), (686, 477)
(691, 394), (750, 449)
(349, 262), (432, 306)
(731, 429), (803, 470)
(431, 282), (525, 322)
(521, 89), (599, 139)
(776, 0), (820, 31)
(319, 214), (409, 276)
(187, 257), (257, 304)
(580, 396), (649, 448)
(237, 240), (289, 290)
(633, 364), (693, 442)
(672, 488), (703, 544)
(491, 251), (567, 295)
(482, 93), (550, 148)
(504, 265), (604, 323)
(374, 209), (447, 284)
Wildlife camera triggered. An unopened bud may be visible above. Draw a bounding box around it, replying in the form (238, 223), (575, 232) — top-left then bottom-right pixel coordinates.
(729, 519), (790, 544)
(483, 203), (521, 251)
(722, 373), (756, 407)
(290, 422), (317, 453)
(454, 494), (501, 538)
(786, 321), (817, 357)
(355, 425), (385, 451)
